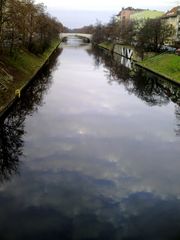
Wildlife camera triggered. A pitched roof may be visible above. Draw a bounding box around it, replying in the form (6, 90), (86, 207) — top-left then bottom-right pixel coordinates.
(162, 6), (179, 18)
(116, 7), (145, 17)
(131, 10), (164, 20)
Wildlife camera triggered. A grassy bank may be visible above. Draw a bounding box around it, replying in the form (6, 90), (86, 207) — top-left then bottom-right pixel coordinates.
(137, 54), (180, 84)
(98, 42), (180, 84)
(98, 42), (156, 61)
(0, 39), (60, 114)
(98, 42), (114, 51)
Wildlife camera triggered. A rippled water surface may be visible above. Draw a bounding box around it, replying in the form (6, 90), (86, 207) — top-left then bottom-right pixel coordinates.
(0, 37), (180, 240)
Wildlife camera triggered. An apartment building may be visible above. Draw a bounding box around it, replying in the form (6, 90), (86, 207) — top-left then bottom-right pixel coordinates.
(162, 6), (180, 46)
(116, 7), (145, 27)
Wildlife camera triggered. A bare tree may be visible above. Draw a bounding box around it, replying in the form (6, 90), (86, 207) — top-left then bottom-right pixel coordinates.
(136, 18), (175, 53)
(0, 0), (7, 51)
(0, 0), (65, 55)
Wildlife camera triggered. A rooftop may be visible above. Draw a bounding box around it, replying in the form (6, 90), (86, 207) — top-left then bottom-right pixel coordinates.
(116, 7), (146, 17)
(131, 10), (164, 20)
(162, 6), (179, 18)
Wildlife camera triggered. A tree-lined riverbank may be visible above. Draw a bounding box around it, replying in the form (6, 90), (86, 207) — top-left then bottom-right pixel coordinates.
(0, 0), (65, 117)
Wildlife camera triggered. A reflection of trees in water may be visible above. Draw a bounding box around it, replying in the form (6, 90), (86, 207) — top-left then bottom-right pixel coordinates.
(175, 105), (180, 136)
(126, 69), (170, 106)
(0, 115), (23, 182)
(90, 47), (180, 107)
(0, 48), (62, 182)
(89, 47), (180, 135)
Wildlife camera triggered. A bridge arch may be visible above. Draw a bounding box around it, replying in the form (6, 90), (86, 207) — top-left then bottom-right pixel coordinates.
(60, 33), (92, 43)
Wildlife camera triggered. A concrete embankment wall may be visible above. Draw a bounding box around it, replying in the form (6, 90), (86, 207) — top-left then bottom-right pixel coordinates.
(113, 44), (141, 61)
(98, 42), (180, 85)
(99, 43), (142, 62)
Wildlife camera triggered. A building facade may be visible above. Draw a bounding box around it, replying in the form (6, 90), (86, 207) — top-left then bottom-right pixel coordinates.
(162, 6), (180, 46)
(116, 7), (145, 27)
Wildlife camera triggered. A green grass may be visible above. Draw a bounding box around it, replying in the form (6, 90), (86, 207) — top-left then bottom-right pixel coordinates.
(98, 42), (114, 51)
(131, 10), (164, 20)
(138, 53), (180, 84)
(6, 38), (60, 78)
(0, 39), (60, 113)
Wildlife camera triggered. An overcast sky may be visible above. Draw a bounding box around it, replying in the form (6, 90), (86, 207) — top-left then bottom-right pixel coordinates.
(35, 0), (178, 28)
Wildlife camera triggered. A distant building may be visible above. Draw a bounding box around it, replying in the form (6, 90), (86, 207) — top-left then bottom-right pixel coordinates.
(115, 7), (164, 29)
(161, 6), (180, 46)
(116, 7), (145, 27)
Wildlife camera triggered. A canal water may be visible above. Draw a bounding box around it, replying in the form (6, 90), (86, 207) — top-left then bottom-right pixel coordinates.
(0, 37), (180, 240)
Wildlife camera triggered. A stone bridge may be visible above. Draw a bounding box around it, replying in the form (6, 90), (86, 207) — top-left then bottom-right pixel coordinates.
(60, 33), (92, 42)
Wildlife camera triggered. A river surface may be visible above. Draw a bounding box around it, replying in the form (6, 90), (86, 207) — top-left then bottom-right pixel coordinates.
(0, 37), (180, 240)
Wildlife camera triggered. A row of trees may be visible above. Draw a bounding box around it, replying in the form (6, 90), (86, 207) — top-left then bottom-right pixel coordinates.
(92, 16), (175, 54)
(0, 0), (65, 55)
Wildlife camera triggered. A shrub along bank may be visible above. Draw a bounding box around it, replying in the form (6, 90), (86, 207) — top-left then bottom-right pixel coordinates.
(0, 39), (60, 116)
